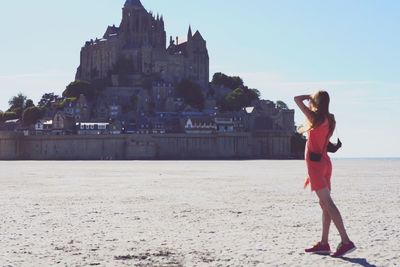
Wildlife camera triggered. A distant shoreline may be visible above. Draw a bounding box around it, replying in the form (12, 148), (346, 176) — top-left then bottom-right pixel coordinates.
(332, 157), (400, 160)
(0, 158), (398, 162)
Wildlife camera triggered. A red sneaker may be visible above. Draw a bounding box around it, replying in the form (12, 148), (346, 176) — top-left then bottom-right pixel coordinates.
(331, 241), (356, 257)
(305, 242), (331, 255)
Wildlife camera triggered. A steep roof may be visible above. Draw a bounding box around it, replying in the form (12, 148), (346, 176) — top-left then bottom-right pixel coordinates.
(103, 25), (120, 39)
(124, 0), (144, 8)
(193, 30), (205, 41)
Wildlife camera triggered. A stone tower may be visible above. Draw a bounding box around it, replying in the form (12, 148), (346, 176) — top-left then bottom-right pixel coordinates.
(119, 0), (166, 50)
(75, 0), (209, 88)
(186, 28), (209, 87)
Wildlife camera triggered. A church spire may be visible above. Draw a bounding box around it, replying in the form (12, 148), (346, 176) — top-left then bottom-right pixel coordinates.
(187, 25), (193, 41)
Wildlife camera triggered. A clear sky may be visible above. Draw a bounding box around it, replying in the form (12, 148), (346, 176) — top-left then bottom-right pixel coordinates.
(1, 0), (399, 157)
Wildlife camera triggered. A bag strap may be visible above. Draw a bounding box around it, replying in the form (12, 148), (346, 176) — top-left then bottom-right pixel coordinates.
(322, 117), (332, 153)
(335, 125), (340, 139)
(322, 131), (330, 154)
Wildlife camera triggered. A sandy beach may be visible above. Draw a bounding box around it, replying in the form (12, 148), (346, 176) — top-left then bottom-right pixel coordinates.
(0, 159), (399, 266)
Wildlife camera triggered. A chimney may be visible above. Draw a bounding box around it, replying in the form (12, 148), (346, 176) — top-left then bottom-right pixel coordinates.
(176, 36), (179, 45)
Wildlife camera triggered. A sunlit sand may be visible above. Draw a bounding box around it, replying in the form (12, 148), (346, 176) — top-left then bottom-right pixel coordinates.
(0, 160), (398, 266)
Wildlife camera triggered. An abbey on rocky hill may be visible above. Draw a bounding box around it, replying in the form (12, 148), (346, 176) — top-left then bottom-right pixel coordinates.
(75, 0), (209, 87)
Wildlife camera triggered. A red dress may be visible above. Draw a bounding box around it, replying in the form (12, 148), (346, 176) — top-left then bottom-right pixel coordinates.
(304, 118), (332, 191)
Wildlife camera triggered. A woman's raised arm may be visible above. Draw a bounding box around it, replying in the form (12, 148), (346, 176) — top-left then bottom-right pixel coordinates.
(294, 94), (314, 122)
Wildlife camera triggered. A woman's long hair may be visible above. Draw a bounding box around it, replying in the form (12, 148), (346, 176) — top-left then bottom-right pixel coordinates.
(306, 90), (335, 134)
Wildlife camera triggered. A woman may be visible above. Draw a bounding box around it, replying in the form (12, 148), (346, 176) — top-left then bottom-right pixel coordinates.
(294, 91), (356, 258)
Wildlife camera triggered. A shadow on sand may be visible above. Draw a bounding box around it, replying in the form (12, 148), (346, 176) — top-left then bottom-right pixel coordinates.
(340, 257), (377, 267)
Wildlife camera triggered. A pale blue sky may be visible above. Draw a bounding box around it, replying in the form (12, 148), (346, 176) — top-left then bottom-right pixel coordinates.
(1, 0), (399, 157)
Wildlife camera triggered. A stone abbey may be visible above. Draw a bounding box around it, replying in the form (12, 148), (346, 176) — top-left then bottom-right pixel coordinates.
(0, 0), (300, 160)
(76, 0), (209, 87)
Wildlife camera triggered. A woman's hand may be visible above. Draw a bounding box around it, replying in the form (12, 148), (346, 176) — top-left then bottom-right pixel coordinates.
(294, 94), (314, 122)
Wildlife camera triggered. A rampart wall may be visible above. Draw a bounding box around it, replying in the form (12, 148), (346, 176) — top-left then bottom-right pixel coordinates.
(0, 132), (293, 160)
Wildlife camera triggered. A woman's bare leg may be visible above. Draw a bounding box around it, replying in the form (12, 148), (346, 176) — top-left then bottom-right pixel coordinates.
(316, 188), (350, 243)
(319, 201), (332, 244)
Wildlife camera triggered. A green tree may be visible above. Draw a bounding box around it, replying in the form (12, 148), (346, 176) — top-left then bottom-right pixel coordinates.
(8, 93), (28, 118)
(63, 80), (96, 100)
(246, 87), (260, 104)
(225, 88), (246, 111)
(25, 99), (35, 109)
(38, 93), (61, 108)
(212, 72), (244, 90)
(57, 97), (77, 109)
(176, 80), (205, 110)
(221, 87), (261, 111)
(8, 93), (27, 110)
(211, 73), (261, 111)
(22, 107), (45, 126)
(0, 112), (18, 122)
(276, 100), (289, 110)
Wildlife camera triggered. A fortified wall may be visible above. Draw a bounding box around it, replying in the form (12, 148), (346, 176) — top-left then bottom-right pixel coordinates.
(0, 132), (292, 160)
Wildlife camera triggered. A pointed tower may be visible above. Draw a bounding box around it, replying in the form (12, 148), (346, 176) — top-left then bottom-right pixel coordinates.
(187, 25), (193, 41)
(120, 0), (150, 47)
(188, 30), (209, 86)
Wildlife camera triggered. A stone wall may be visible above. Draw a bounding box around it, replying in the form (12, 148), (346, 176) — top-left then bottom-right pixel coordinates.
(0, 132), (19, 160)
(0, 132), (293, 160)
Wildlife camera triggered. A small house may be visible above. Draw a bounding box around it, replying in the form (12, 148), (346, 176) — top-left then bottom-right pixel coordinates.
(0, 119), (20, 132)
(108, 121), (122, 135)
(76, 122), (109, 135)
(214, 117), (234, 133)
(53, 111), (74, 135)
(34, 119), (53, 134)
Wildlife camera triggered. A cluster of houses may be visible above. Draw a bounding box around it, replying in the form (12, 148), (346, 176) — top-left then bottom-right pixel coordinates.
(1, 112), (244, 137)
(0, 91), (294, 136)
(0, 0), (297, 141)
